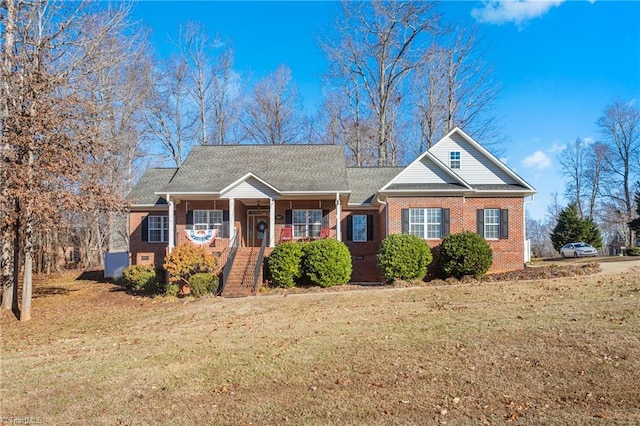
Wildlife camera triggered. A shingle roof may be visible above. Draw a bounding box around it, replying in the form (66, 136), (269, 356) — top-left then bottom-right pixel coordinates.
(472, 184), (533, 191)
(346, 167), (403, 205)
(162, 144), (350, 193)
(384, 182), (469, 191)
(127, 168), (177, 206)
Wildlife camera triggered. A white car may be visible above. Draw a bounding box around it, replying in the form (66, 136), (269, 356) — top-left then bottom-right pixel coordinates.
(560, 242), (598, 258)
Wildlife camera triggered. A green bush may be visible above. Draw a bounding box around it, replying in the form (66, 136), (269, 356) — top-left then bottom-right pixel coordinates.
(121, 264), (164, 293)
(625, 247), (640, 256)
(377, 234), (432, 282)
(268, 242), (305, 288)
(188, 272), (219, 297)
(302, 239), (352, 287)
(438, 231), (493, 279)
(164, 283), (180, 297)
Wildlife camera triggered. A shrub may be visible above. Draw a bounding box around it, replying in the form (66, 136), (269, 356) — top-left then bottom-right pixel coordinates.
(164, 283), (180, 297)
(438, 231), (493, 279)
(268, 242), (305, 288)
(188, 272), (219, 297)
(164, 244), (218, 290)
(626, 247), (640, 256)
(302, 239), (352, 287)
(121, 264), (164, 293)
(377, 234), (432, 282)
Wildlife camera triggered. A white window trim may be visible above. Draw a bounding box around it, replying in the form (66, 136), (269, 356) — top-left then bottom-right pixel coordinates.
(409, 208), (442, 240)
(293, 209), (322, 239)
(450, 151), (461, 169)
(352, 215), (367, 242)
(148, 215), (168, 243)
(484, 209), (500, 240)
(194, 210), (223, 232)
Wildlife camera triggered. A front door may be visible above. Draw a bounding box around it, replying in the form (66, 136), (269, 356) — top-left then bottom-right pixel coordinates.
(247, 214), (270, 247)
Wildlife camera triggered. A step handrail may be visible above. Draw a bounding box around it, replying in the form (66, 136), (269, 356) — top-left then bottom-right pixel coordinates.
(252, 230), (269, 294)
(219, 228), (238, 295)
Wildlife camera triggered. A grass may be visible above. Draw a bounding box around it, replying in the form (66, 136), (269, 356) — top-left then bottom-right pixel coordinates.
(1, 267), (640, 425)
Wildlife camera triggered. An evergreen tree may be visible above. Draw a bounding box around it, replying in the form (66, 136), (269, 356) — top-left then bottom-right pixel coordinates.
(550, 203), (603, 252)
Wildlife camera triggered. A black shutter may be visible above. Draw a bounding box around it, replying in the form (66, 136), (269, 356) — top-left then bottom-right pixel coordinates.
(477, 209), (484, 237)
(141, 216), (149, 242)
(222, 210), (229, 238)
(322, 210), (330, 228)
(401, 209), (409, 234)
(442, 208), (450, 238)
(346, 215), (353, 241)
(367, 215), (374, 241)
(500, 209), (509, 239)
(186, 210), (194, 226)
(285, 210), (292, 227)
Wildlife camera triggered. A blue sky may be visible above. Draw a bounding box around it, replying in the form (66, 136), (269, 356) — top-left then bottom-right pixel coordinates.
(132, 1), (640, 220)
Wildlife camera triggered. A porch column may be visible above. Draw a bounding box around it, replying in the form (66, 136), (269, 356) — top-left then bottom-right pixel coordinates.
(229, 197), (235, 243)
(269, 197), (275, 247)
(167, 194), (175, 252)
(335, 192), (342, 242)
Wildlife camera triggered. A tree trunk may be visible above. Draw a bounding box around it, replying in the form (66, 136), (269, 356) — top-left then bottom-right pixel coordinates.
(1, 225), (13, 310)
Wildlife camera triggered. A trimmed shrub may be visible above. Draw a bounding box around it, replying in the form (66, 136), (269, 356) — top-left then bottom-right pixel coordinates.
(625, 247), (640, 256)
(268, 242), (305, 288)
(188, 272), (219, 297)
(438, 231), (493, 279)
(377, 234), (432, 282)
(121, 264), (163, 293)
(164, 244), (218, 291)
(302, 239), (352, 287)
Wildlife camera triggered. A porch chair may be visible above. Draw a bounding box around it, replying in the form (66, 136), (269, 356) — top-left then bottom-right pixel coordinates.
(319, 228), (331, 239)
(280, 227), (293, 243)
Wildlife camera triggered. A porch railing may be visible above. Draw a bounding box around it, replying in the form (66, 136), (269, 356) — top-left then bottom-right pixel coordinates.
(252, 230), (269, 294)
(219, 228), (238, 295)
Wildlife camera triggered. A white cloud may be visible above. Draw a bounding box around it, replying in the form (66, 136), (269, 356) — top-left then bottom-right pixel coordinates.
(583, 137), (595, 145)
(546, 142), (566, 153)
(472, 0), (565, 25)
(522, 150), (551, 170)
(499, 156), (509, 164)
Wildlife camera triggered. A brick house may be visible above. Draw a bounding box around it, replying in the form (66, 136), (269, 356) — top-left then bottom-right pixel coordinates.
(128, 128), (535, 295)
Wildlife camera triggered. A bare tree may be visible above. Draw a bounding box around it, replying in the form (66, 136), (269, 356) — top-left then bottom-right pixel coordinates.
(1, 0), (136, 321)
(323, 1), (440, 165)
(146, 55), (195, 167)
(413, 26), (501, 152)
(584, 141), (608, 220)
(241, 64), (305, 145)
(596, 99), (640, 243)
(558, 138), (586, 218)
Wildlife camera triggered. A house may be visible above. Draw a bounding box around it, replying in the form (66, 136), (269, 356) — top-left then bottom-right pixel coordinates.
(127, 128), (536, 295)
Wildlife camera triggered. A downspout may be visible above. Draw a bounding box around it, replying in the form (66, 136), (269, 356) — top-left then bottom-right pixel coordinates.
(376, 193), (388, 238)
(335, 192), (342, 241)
(523, 194), (535, 263)
(167, 194), (175, 253)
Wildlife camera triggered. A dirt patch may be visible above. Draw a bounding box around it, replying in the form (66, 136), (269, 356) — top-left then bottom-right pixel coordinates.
(1, 266), (639, 425)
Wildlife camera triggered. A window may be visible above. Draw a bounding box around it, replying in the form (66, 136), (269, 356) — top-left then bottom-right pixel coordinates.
(409, 208), (442, 239)
(293, 209), (322, 238)
(352, 215), (367, 242)
(484, 209), (500, 239)
(148, 216), (168, 242)
(194, 210), (223, 234)
(450, 151), (461, 169)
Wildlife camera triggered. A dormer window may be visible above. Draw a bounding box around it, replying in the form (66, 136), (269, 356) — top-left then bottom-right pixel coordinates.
(450, 151), (461, 169)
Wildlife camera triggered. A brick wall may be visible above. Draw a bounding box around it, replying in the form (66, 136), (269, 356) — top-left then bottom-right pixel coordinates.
(129, 210), (168, 268)
(387, 195), (525, 273)
(341, 208), (383, 282)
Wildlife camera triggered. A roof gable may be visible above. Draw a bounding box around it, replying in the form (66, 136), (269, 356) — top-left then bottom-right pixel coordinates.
(220, 173), (280, 199)
(380, 151), (471, 192)
(429, 128), (534, 190)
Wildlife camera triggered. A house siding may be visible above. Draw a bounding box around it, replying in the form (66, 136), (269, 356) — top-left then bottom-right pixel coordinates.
(387, 196), (525, 273)
(391, 157), (460, 185)
(430, 132), (515, 185)
(221, 177), (278, 199)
